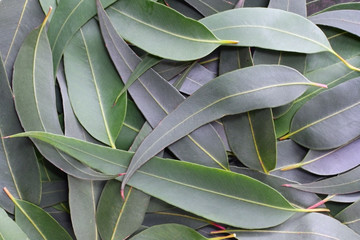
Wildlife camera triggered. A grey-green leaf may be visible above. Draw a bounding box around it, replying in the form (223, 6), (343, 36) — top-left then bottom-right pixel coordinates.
(123, 65), (322, 190)
(284, 77), (360, 150)
(335, 199), (360, 234)
(0, 208), (29, 240)
(200, 7), (332, 54)
(0, 56), (41, 213)
(9, 131), (309, 229)
(64, 19), (126, 148)
(106, 0), (229, 61)
(184, 0), (238, 16)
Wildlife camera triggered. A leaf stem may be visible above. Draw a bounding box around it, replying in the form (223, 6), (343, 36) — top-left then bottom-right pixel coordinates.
(307, 194), (336, 209)
(210, 233), (237, 239)
(3, 187), (14, 201)
(331, 50), (360, 72)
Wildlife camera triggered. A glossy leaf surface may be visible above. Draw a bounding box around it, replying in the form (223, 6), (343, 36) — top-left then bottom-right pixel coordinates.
(123, 65), (322, 189)
(200, 8), (332, 54)
(64, 19), (126, 148)
(0, 56), (41, 213)
(106, 0), (229, 61)
(10, 131), (310, 229)
(285, 77), (360, 150)
(97, 0), (228, 169)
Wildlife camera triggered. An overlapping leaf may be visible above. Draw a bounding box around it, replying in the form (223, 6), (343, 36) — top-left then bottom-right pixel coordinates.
(335, 199), (360, 234)
(97, 0), (228, 169)
(184, 0), (238, 16)
(0, 208), (29, 240)
(122, 65), (324, 190)
(7, 131), (323, 229)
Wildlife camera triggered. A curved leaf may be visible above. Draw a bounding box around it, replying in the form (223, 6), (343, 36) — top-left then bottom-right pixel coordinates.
(47, 0), (117, 73)
(12, 9), (108, 180)
(97, 181), (150, 240)
(97, 0), (228, 169)
(106, 0), (233, 61)
(130, 224), (208, 240)
(336, 199), (360, 234)
(283, 77), (360, 150)
(310, 10), (360, 38)
(0, 56), (41, 213)
(200, 8), (332, 54)
(0, 0), (44, 81)
(64, 19), (126, 148)
(4, 188), (72, 240)
(0, 208), (29, 240)
(7, 131), (325, 229)
(222, 213), (360, 239)
(286, 165), (360, 194)
(184, 0), (238, 16)
(268, 0), (306, 17)
(123, 65), (324, 190)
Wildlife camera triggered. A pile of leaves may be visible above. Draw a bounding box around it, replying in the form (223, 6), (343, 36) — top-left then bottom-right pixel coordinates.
(1, 0), (360, 239)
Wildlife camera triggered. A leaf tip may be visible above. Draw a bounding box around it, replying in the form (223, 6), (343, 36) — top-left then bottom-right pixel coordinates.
(219, 40), (239, 45)
(281, 163), (302, 171)
(282, 184), (292, 188)
(3, 187), (13, 200)
(120, 188), (125, 200)
(312, 82), (328, 89)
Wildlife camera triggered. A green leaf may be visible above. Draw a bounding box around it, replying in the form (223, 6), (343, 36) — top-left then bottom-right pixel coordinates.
(47, 0), (118, 74)
(7, 131), (322, 229)
(97, 181), (150, 240)
(285, 165), (360, 194)
(106, 0), (234, 61)
(335, 199), (360, 234)
(222, 213), (360, 239)
(97, 0), (229, 169)
(4, 188), (72, 240)
(64, 19), (127, 148)
(282, 77), (360, 150)
(310, 10), (360, 38)
(0, 56), (41, 213)
(123, 65), (324, 190)
(0, 208), (29, 240)
(0, 0), (44, 81)
(199, 8), (332, 54)
(115, 54), (162, 104)
(129, 224), (208, 240)
(38, 0), (57, 19)
(184, 0), (238, 16)
(12, 12), (109, 180)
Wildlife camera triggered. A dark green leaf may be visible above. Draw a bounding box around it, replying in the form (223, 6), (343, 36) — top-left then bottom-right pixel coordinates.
(40, 181), (67, 208)
(0, 208), (29, 240)
(0, 56), (41, 213)
(283, 77), (360, 150)
(0, 0), (44, 81)
(184, 0), (238, 16)
(130, 224), (207, 240)
(4, 188), (72, 240)
(97, 0), (228, 169)
(8, 131), (317, 229)
(97, 181), (150, 240)
(200, 8), (332, 54)
(106, 0), (233, 61)
(64, 19), (127, 148)
(123, 65), (323, 189)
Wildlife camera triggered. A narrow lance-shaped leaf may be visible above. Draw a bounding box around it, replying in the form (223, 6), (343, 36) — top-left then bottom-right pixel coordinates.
(0, 0), (44, 81)
(281, 77), (360, 150)
(64, 19), (127, 148)
(0, 56), (41, 213)
(97, 0), (229, 170)
(6, 132), (327, 229)
(122, 65), (326, 192)
(335, 199), (360, 234)
(12, 6), (108, 180)
(106, 0), (237, 61)
(3, 188), (72, 240)
(309, 10), (360, 38)
(199, 7), (360, 71)
(183, 0), (238, 16)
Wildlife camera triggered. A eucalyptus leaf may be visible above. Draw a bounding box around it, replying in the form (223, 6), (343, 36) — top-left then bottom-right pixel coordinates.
(0, 0), (44, 81)
(0, 208), (29, 240)
(64, 19), (127, 148)
(40, 181), (67, 208)
(164, 0), (203, 20)
(283, 77), (360, 150)
(335, 199), (360, 234)
(310, 10), (360, 38)
(4, 188), (72, 240)
(7, 131), (319, 229)
(97, 0), (229, 169)
(184, 0), (238, 16)
(200, 8), (332, 54)
(12, 9), (108, 180)
(130, 224), (208, 240)
(0, 56), (41, 213)
(123, 65), (324, 190)
(106, 0), (234, 61)
(268, 0), (306, 17)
